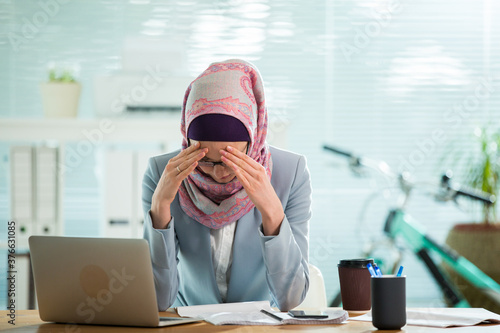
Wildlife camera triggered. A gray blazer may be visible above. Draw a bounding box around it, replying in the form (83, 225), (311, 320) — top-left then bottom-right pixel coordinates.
(142, 146), (312, 311)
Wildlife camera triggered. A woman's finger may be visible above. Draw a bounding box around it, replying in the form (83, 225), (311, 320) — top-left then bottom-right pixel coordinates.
(170, 141), (201, 162)
(178, 148), (207, 169)
(220, 148), (259, 176)
(221, 155), (261, 194)
(177, 161), (199, 178)
(226, 146), (260, 168)
(169, 147), (207, 174)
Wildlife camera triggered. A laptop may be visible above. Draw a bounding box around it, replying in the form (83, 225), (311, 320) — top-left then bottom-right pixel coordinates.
(29, 236), (200, 327)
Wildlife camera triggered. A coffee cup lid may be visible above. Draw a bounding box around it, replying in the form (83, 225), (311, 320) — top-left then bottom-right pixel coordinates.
(338, 258), (374, 268)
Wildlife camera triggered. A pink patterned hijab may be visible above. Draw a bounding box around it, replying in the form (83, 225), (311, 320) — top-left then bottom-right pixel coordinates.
(178, 59), (272, 229)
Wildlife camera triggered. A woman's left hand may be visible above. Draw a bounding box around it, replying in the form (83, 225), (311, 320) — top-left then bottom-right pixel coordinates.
(220, 146), (284, 236)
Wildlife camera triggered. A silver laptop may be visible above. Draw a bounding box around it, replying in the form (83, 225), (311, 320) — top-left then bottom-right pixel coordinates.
(29, 236), (200, 327)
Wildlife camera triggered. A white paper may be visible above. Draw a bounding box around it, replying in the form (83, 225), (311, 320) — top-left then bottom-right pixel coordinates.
(176, 301), (272, 318)
(350, 308), (500, 328)
(203, 311), (279, 325)
(176, 301), (349, 326)
(203, 309), (348, 326)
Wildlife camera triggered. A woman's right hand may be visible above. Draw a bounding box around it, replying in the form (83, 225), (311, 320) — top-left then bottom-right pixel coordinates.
(150, 142), (207, 229)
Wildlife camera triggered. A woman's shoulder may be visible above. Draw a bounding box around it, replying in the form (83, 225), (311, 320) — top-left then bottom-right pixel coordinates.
(268, 146), (310, 192)
(269, 145), (306, 164)
(268, 145), (309, 183)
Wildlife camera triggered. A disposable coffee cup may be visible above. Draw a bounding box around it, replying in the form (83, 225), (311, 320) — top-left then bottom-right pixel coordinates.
(371, 275), (406, 330)
(337, 258), (374, 311)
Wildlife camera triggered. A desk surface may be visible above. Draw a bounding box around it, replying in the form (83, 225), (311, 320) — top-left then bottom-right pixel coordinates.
(1, 309), (499, 332)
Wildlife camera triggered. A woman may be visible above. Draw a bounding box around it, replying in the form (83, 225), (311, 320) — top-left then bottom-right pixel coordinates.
(142, 59), (312, 311)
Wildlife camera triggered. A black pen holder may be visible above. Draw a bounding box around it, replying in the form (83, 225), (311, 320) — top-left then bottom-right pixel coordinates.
(371, 275), (406, 330)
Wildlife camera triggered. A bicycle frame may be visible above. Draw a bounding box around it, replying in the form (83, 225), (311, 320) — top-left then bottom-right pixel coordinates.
(385, 208), (500, 307)
(323, 144), (500, 308)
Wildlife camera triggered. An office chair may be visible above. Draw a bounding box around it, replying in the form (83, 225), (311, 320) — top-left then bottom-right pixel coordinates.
(294, 263), (327, 309)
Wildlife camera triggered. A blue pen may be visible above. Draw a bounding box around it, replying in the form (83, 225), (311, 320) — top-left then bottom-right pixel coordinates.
(367, 263), (377, 277)
(396, 265), (404, 277)
(374, 264), (383, 277)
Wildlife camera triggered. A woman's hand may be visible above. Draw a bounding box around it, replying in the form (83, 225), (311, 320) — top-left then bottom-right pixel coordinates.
(220, 146), (284, 236)
(151, 142), (207, 229)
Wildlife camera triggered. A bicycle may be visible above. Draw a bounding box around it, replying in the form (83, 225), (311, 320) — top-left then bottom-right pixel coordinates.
(323, 145), (500, 308)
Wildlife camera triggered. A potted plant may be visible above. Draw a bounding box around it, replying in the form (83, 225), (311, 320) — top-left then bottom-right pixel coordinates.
(40, 67), (81, 117)
(442, 126), (500, 313)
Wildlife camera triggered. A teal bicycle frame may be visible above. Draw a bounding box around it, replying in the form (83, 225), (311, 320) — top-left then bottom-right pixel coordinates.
(385, 208), (500, 307)
(324, 145), (500, 308)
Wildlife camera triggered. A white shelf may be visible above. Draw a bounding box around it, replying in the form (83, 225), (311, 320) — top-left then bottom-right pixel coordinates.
(0, 117), (182, 144)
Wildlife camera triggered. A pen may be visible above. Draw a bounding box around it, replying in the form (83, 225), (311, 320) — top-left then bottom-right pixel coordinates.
(260, 309), (283, 322)
(396, 265), (404, 277)
(374, 264), (383, 277)
(367, 263), (377, 277)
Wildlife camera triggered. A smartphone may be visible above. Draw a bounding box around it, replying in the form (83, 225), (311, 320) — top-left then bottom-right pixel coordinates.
(287, 310), (328, 319)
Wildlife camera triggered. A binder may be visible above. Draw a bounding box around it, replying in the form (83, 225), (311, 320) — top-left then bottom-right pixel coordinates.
(103, 147), (161, 238)
(10, 145), (59, 249)
(9, 145), (58, 310)
(35, 146), (58, 235)
(10, 146), (34, 249)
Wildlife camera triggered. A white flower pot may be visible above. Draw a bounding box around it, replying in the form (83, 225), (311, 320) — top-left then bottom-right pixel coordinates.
(40, 82), (81, 118)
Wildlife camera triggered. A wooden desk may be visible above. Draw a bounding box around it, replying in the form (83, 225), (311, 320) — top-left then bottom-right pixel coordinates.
(1, 309), (499, 332)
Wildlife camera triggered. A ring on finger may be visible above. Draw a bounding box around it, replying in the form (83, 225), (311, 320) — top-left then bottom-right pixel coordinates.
(176, 166), (181, 173)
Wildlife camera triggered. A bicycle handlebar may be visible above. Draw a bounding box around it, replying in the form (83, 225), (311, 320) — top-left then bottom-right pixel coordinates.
(322, 145), (355, 159)
(441, 172), (496, 205)
(323, 145), (396, 178)
(323, 144), (496, 205)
